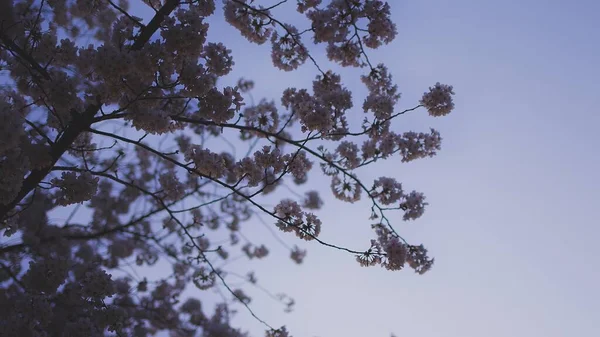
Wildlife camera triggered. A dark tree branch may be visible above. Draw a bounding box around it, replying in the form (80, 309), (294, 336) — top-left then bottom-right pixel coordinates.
(131, 0), (180, 50)
(0, 101), (101, 220)
(0, 32), (51, 80)
(108, 0), (145, 28)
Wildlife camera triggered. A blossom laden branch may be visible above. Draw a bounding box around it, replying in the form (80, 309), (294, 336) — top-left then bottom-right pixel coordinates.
(0, 1), (456, 335)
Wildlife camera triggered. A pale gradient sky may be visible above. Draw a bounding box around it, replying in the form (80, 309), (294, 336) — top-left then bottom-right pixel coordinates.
(133, 1), (600, 336)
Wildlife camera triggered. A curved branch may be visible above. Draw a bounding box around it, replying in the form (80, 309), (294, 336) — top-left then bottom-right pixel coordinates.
(88, 128), (380, 256)
(169, 116), (407, 240)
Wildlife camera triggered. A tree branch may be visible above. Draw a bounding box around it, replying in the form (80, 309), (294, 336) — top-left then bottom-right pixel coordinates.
(0, 32), (52, 80)
(0, 101), (101, 220)
(0, 0), (183, 221)
(131, 0), (180, 50)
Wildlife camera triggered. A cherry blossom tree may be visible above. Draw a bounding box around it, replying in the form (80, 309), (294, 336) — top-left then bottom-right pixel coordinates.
(0, 0), (455, 336)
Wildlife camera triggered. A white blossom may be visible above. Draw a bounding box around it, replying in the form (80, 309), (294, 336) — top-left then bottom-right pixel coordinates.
(271, 26), (309, 71)
(203, 42), (234, 76)
(284, 151), (313, 181)
(267, 326), (292, 337)
(185, 146), (227, 178)
(245, 100), (280, 134)
(80, 267), (115, 298)
(297, 0), (321, 13)
(290, 245), (307, 264)
(336, 141), (361, 169)
(224, 0), (273, 44)
(303, 190), (323, 209)
(382, 237), (407, 271)
(420, 82), (455, 117)
(400, 191), (428, 221)
(362, 1), (397, 48)
(237, 78), (255, 93)
(197, 86), (244, 123)
(331, 175), (361, 202)
(193, 267), (216, 290)
(159, 172), (185, 201)
(232, 288), (251, 304)
(362, 64), (401, 120)
(397, 129), (442, 162)
(52, 171), (100, 206)
(372, 177), (403, 205)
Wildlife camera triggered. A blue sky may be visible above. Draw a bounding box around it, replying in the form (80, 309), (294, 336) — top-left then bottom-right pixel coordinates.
(194, 1), (600, 336)
(78, 1), (600, 336)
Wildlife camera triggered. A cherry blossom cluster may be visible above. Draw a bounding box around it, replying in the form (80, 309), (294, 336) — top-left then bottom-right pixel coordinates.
(421, 82), (456, 117)
(270, 25), (309, 71)
(51, 171), (100, 206)
(224, 0), (273, 44)
(355, 224), (434, 273)
(362, 64), (401, 120)
(281, 71), (353, 136)
(274, 199), (322, 241)
(243, 243), (270, 259)
(302, 0), (397, 67)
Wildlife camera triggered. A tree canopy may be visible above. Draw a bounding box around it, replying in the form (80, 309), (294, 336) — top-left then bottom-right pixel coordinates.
(0, 1), (455, 336)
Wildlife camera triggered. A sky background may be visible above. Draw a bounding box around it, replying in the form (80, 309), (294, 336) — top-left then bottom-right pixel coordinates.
(131, 1), (599, 336)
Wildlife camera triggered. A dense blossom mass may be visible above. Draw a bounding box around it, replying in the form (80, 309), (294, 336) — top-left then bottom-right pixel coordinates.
(0, 0), (455, 336)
